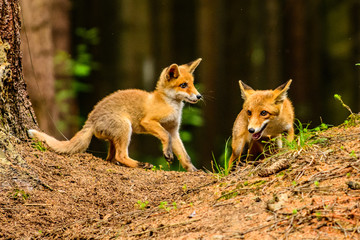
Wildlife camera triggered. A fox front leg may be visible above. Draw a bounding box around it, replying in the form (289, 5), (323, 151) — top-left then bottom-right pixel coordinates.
(140, 119), (174, 162)
(170, 132), (197, 172)
(163, 135), (174, 163)
(229, 137), (246, 168)
(287, 126), (295, 142)
(276, 135), (283, 149)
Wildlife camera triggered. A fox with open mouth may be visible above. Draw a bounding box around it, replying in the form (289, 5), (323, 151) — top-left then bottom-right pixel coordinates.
(229, 80), (295, 167)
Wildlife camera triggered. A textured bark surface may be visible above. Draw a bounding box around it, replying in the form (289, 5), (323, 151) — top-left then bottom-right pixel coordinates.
(0, 0), (39, 190)
(0, 0), (37, 138)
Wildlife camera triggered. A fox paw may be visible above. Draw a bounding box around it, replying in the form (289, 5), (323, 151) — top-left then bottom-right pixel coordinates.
(186, 164), (198, 172)
(138, 162), (153, 169)
(164, 151), (174, 164)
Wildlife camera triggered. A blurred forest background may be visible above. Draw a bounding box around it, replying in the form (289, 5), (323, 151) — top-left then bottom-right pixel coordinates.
(20, 0), (360, 170)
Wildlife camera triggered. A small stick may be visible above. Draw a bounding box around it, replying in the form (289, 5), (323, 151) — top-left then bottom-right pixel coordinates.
(24, 203), (51, 206)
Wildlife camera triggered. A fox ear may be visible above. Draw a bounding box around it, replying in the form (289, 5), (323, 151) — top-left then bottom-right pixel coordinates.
(166, 64), (180, 80)
(239, 80), (254, 100)
(274, 79), (292, 103)
(185, 58), (202, 74)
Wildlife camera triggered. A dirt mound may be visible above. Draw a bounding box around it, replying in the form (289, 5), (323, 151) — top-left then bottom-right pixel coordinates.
(1, 123), (359, 239)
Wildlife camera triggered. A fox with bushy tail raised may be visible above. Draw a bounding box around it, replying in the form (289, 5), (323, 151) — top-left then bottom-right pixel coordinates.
(28, 59), (203, 172)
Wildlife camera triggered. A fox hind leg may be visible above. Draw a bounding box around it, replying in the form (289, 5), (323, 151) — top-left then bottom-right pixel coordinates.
(106, 140), (116, 163)
(95, 118), (153, 169)
(113, 138), (153, 169)
(111, 120), (153, 169)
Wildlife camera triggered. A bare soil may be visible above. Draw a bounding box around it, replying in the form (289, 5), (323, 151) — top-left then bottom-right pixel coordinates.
(1, 122), (360, 239)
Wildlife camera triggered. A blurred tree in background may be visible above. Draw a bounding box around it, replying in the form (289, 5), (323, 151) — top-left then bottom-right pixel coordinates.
(21, 0), (360, 170)
(20, 0), (58, 137)
(21, 0), (81, 139)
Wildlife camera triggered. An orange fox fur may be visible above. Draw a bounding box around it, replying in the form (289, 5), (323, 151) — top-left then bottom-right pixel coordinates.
(229, 80), (294, 167)
(28, 59), (203, 172)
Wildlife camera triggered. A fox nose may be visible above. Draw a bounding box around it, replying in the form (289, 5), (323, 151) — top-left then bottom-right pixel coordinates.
(196, 94), (202, 100)
(248, 128), (255, 134)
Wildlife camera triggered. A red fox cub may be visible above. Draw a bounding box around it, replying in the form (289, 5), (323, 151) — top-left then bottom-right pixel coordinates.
(229, 80), (294, 167)
(28, 59), (203, 172)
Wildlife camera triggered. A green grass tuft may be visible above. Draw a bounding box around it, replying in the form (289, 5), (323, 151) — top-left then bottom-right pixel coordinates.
(31, 141), (47, 152)
(135, 200), (149, 210)
(9, 189), (30, 201)
(284, 120), (329, 151)
(211, 138), (232, 178)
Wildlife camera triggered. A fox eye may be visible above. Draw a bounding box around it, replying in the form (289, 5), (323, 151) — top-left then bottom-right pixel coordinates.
(179, 82), (188, 88)
(247, 110), (252, 116)
(260, 110), (268, 116)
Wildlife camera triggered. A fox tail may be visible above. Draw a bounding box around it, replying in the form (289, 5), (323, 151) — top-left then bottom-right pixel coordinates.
(28, 121), (94, 154)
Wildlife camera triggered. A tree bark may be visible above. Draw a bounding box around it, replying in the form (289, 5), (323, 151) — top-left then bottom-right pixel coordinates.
(0, 0), (39, 190)
(0, 0), (37, 137)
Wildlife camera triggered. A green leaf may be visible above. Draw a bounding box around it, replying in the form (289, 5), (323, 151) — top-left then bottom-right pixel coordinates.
(314, 181), (320, 187)
(73, 63), (91, 77)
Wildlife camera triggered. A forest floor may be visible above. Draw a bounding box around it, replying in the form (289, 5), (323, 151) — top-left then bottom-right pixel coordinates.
(1, 118), (360, 239)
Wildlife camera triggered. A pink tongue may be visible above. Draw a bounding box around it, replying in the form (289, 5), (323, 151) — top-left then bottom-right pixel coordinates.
(252, 132), (261, 140)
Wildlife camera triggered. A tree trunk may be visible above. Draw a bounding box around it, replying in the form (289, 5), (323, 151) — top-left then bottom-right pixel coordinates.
(20, 0), (58, 137)
(118, 0), (153, 90)
(197, 0), (225, 168)
(0, 0), (37, 137)
(283, 0), (309, 120)
(51, 0), (79, 137)
(351, 1), (360, 111)
(265, 0), (282, 87)
(0, 0), (39, 189)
